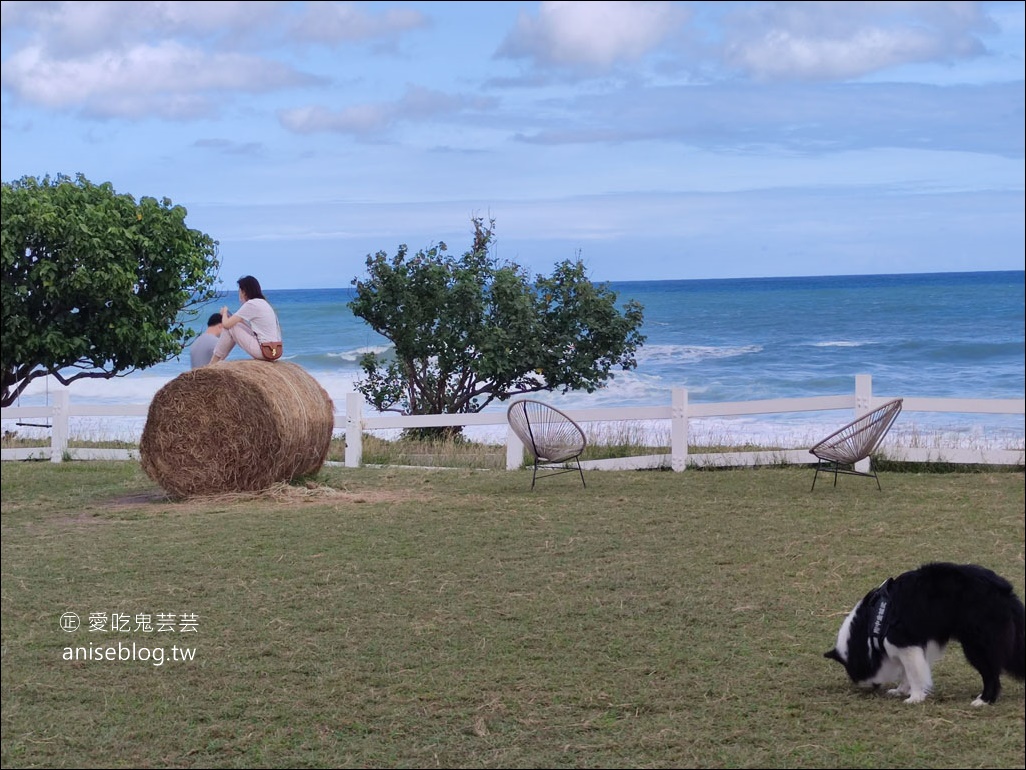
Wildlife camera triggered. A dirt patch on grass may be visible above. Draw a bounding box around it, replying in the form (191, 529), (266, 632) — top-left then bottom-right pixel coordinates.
(105, 482), (430, 510)
(107, 490), (173, 506)
(33, 484), (428, 526)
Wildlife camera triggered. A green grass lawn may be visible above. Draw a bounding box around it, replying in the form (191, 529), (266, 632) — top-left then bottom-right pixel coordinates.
(2, 461), (1023, 769)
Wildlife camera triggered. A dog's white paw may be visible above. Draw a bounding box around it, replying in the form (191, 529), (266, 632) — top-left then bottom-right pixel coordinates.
(904, 692), (928, 704)
(970, 696), (990, 707)
(886, 687), (906, 698)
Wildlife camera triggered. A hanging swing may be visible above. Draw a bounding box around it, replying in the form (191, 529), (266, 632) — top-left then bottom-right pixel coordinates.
(14, 374), (53, 429)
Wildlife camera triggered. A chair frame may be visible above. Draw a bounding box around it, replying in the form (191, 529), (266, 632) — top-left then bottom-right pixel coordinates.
(506, 399), (587, 490)
(810, 398), (903, 491)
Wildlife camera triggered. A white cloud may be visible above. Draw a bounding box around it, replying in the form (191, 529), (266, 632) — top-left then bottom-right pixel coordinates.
(722, 1), (991, 81)
(288, 2), (429, 44)
(0, 0), (420, 120)
(278, 85), (495, 136)
(498, 0), (689, 71)
(1, 40), (319, 118)
(279, 102), (394, 134)
(0, 1), (282, 57)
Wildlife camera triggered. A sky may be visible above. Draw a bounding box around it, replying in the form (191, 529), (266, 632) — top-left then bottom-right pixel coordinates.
(2, 1), (1024, 291)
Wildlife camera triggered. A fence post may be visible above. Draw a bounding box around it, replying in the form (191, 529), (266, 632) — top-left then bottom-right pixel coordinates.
(50, 390), (69, 463)
(344, 393), (363, 468)
(506, 426), (524, 471)
(854, 373), (873, 474)
(671, 386), (688, 472)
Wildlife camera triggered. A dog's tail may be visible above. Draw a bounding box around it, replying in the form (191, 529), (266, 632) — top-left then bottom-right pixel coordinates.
(1005, 593), (1026, 680)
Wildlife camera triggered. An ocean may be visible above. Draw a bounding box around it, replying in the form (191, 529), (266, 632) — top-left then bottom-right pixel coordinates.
(6, 270), (1024, 448)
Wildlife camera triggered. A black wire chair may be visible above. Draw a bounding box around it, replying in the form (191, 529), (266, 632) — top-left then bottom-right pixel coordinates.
(810, 399), (903, 491)
(506, 399), (587, 490)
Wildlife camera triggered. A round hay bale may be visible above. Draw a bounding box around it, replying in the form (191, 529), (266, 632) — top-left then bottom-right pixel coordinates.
(140, 360), (335, 498)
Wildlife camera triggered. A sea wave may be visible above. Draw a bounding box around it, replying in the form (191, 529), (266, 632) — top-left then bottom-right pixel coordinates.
(810, 341), (871, 348)
(326, 345), (391, 362)
(636, 343), (762, 365)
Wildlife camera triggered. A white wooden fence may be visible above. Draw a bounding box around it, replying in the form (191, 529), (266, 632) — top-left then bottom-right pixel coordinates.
(2, 374), (1023, 470)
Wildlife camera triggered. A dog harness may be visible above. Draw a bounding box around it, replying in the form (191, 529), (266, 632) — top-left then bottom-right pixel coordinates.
(866, 580), (893, 655)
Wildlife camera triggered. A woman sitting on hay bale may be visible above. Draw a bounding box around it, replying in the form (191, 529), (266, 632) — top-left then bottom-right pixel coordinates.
(209, 274), (284, 364)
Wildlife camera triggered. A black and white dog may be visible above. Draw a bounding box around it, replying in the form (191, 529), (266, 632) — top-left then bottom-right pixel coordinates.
(825, 562), (1025, 705)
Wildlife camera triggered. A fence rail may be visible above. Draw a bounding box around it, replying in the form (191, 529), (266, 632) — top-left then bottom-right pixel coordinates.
(3, 374), (1023, 470)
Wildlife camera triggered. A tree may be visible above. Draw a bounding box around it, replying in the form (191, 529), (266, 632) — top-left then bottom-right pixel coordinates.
(1, 173), (220, 407)
(349, 217), (645, 432)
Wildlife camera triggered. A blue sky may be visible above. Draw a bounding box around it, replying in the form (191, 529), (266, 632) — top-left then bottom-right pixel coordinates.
(2, 1), (1023, 290)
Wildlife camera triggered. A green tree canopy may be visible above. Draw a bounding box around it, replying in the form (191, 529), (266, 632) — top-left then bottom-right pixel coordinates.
(1, 173), (220, 407)
(349, 217), (645, 426)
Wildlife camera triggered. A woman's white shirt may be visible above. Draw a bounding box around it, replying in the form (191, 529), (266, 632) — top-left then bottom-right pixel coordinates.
(235, 298), (280, 343)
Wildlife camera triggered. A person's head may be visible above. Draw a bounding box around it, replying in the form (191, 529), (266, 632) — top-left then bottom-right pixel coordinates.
(237, 275), (265, 302)
(206, 313), (223, 334)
